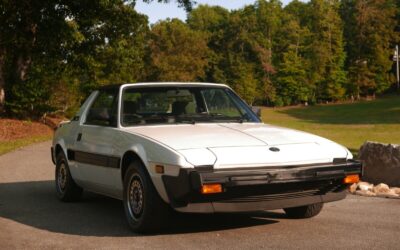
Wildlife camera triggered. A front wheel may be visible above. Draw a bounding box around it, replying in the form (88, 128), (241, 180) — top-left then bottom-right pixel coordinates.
(55, 152), (83, 201)
(123, 161), (170, 233)
(284, 203), (324, 219)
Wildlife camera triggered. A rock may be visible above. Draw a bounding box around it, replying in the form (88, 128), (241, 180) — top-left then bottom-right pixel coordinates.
(376, 191), (399, 199)
(358, 142), (400, 187)
(355, 190), (376, 197)
(353, 182), (400, 199)
(357, 182), (373, 191)
(349, 183), (358, 193)
(375, 187), (400, 199)
(373, 183), (390, 194)
(390, 187), (400, 195)
(351, 180), (400, 199)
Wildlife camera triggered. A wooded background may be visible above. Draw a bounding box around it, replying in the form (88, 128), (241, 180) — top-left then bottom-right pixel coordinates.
(0, 0), (399, 118)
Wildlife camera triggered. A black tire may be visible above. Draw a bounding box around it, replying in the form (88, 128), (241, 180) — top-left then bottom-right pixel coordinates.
(55, 152), (83, 202)
(123, 161), (170, 233)
(284, 203), (324, 219)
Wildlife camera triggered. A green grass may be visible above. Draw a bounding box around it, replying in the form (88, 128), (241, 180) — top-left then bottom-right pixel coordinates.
(0, 135), (52, 156)
(261, 95), (400, 156)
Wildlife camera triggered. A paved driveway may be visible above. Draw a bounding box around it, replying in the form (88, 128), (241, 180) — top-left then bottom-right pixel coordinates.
(0, 141), (399, 249)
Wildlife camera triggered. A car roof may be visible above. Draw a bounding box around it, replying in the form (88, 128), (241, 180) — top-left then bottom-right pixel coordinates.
(97, 82), (229, 91)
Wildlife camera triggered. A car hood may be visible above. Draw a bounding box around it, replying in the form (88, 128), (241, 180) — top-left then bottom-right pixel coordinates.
(124, 123), (350, 168)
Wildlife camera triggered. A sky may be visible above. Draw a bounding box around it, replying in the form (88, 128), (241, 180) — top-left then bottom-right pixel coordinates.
(135, 0), (293, 24)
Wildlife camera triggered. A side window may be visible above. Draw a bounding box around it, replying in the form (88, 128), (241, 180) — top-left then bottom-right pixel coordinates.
(85, 90), (119, 126)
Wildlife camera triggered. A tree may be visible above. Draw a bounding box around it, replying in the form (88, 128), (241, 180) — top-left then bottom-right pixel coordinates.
(188, 1), (284, 105)
(307, 0), (347, 101)
(2, 0), (399, 115)
(141, 0), (195, 11)
(187, 5), (230, 84)
(341, 0), (397, 98)
(275, 9), (312, 105)
(0, 0), (194, 116)
(276, 50), (309, 105)
(220, 5), (271, 104)
(148, 19), (209, 81)
(284, 0), (312, 27)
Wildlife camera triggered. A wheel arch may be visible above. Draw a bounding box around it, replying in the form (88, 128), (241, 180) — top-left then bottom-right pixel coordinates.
(55, 144), (64, 157)
(121, 150), (149, 181)
(54, 139), (68, 161)
(120, 147), (171, 204)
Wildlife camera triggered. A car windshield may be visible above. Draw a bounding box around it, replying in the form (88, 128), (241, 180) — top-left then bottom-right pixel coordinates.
(121, 86), (260, 126)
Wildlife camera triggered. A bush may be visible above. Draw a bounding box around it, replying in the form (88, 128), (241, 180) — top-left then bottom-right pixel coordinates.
(5, 79), (52, 119)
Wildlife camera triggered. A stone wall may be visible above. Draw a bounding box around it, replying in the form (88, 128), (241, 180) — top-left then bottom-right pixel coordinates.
(358, 141), (400, 186)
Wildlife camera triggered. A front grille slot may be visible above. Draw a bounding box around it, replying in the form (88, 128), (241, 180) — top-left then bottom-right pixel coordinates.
(189, 179), (344, 204)
(219, 189), (320, 203)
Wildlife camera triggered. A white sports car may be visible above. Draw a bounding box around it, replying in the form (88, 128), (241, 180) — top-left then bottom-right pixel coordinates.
(51, 82), (362, 232)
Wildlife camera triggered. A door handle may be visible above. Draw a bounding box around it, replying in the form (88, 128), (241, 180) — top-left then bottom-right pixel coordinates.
(77, 133), (82, 142)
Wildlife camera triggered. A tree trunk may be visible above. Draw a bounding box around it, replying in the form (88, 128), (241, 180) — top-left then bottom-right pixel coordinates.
(14, 20), (36, 83)
(15, 54), (32, 82)
(0, 49), (5, 113)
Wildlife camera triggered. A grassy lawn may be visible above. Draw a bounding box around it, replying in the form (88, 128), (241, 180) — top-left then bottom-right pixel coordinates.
(0, 135), (52, 156)
(261, 95), (400, 156)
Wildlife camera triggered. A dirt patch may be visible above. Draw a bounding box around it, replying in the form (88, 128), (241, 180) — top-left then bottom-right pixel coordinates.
(0, 119), (54, 142)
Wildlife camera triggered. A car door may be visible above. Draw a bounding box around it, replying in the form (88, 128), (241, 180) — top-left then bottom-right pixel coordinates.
(72, 88), (121, 197)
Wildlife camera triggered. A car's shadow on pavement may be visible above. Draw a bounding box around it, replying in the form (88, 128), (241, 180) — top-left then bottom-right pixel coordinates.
(0, 180), (284, 236)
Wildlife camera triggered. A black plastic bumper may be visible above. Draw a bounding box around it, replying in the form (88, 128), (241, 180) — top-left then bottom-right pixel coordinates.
(162, 160), (363, 209)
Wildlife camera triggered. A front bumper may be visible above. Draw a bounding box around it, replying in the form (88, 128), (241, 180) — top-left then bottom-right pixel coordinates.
(162, 160), (363, 213)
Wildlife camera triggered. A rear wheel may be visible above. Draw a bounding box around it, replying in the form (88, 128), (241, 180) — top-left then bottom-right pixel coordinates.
(123, 161), (170, 233)
(55, 152), (83, 201)
(284, 203), (324, 219)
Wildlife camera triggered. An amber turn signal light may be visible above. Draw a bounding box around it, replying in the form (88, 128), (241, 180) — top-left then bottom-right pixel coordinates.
(201, 184), (223, 194)
(343, 174), (360, 184)
(155, 165), (164, 174)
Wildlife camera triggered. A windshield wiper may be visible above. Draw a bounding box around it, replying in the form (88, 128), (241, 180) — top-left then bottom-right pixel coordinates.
(209, 113), (246, 122)
(213, 118), (245, 123)
(175, 113), (247, 124)
(176, 119), (196, 125)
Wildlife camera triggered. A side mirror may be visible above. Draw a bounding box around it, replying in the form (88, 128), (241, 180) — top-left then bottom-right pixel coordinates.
(251, 106), (262, 118)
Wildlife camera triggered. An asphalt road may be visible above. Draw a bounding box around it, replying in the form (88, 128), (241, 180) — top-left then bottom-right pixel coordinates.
(0, 141), (399, 249)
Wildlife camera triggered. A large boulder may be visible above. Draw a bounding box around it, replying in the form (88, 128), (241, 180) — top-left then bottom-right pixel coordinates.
(358, 142), (400, 187)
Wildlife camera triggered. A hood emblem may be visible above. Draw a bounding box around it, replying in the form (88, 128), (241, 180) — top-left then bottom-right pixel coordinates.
(269, 147), (280, 152)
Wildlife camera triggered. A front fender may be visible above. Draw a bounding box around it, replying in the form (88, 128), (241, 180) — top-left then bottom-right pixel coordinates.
(118, 130), (195, 204)
(121, 144), (182, 204)
(52, 138), (68, 163)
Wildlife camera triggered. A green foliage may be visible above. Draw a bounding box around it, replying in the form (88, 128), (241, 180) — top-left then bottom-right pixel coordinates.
(276, 50), (310, 105)
(187, 5), (230, 84)
(6, 79), (52, 118)
(341, 0), (398, 97)
(141, 0), (194, 11)
(307, 0), (347, 101)
(0, 0), (399, 118)
(148, 19), (209, 81)
(274, 7), (312, 105)
(0, 0), (149, 117)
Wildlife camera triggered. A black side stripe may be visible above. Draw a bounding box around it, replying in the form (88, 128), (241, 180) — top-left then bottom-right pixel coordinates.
(67, 149), (120, 169)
